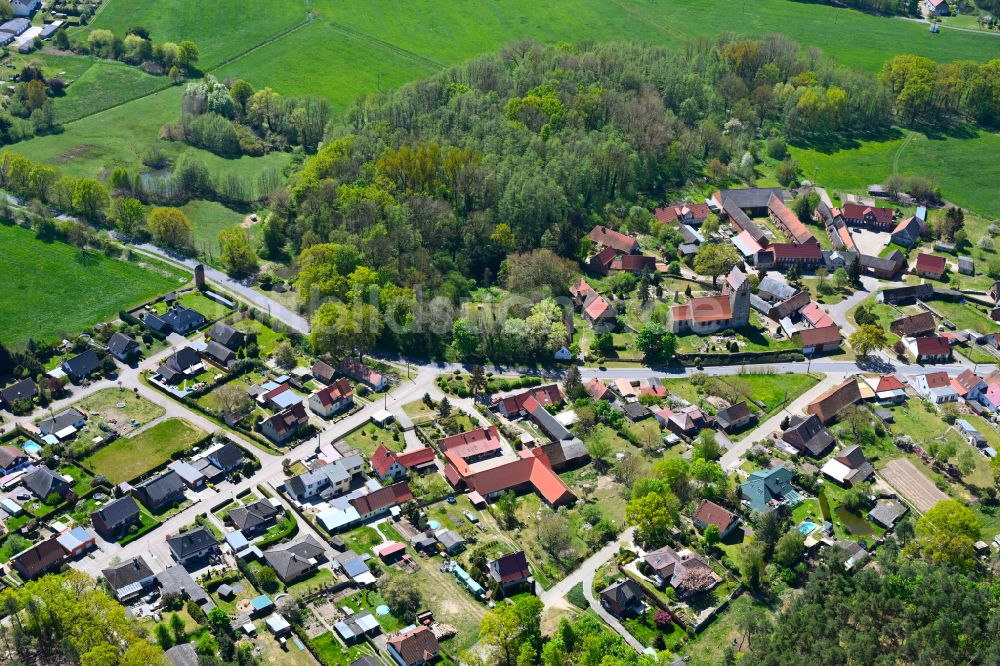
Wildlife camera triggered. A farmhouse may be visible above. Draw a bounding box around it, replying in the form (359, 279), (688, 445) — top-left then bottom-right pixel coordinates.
(794, 325), (842, 355)
(758, 242), (823, 270)
(878, 283), (934, 305)
(905, 335), (952, 363)
(842, 203), (894, 230)
(890, 312), (936, 337)
(860, 251), (905, 280)
(670, 266), (750, 334)
(807, 378), (862, 424)
(712, 187), (788, 218)
(768, 193), (815, 244)
(588, 225), (639, 255)
(370, 445), (437, 481)
(860, 374), (907, 404)
(890, 216), (921, 248)
(655, 202), (712, 226)
(914, 253), (946, 280)
(721, 199), (769, 247)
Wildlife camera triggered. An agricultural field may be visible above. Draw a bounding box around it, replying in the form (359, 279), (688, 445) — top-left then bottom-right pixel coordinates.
(0, 223), (187, 348)
(791, 129), (1000, 221)
(83, 417), (207, 484)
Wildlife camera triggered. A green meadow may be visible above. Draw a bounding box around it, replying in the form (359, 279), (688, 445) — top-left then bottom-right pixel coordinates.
(0, 223), (188, 348)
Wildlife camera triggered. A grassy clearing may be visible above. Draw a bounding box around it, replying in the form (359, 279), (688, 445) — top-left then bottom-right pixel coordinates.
(342, 422), (404, 457)
(930, 299), (995, 334)
(51, 61), (169, 123)
(180, 199), (253, 259)
(792, 129), (1000, 220)
(0, 223), (186, 348)
(84, 417), (206, 483)
(75, 388), (165, 425)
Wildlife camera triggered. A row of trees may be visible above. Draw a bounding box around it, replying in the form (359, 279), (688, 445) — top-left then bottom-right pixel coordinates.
(72, 26), (199, 79)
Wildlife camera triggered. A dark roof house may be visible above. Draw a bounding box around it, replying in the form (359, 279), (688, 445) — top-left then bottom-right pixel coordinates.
(108, 332), (140, 362)
(166, 526), (219, 564)
(24, 466), (70, 500)
(228, 499), (281, 536)
(714, 402), (755, 433)
(62, 349), (101, 382)
(132, 470), (186, 511)
(263, 535), (326, 582)
(782, 414), (835, 457)
(91, 495), (141, 540)
(599, 578), (645, 617)
(1, 378), (38, 409)
(386, 626), (440, 666)
(208, 322), (246, 349)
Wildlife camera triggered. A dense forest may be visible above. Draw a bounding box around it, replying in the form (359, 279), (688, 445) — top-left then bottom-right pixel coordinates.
(744, 543), (1000, 665)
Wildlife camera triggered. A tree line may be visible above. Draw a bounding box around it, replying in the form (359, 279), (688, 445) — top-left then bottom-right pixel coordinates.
(66, 25), (200, 80)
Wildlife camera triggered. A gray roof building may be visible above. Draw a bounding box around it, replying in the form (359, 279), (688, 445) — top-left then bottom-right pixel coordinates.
(263, 535), (326, 581)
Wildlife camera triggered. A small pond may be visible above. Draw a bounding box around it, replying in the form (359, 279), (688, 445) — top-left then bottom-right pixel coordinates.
(834, 506), (873, 536)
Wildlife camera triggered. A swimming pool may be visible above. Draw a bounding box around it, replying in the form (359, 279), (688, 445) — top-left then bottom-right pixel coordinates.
(23, 442), (42, 456)
(798, 520), (817, 535)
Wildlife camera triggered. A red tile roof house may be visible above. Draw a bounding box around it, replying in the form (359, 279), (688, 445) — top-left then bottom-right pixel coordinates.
(387, 625), (441, 666)
(569, 277), (595, 307)
(261, 402), (309, 444)
(842, 203), (895, 230)
(588, 225), (640, 255)
(890, 312), (936, 338)
(349, 482), (414, 521)
(494, 384), (564, 418)
(951, 369), (986, 401)
(693, 500), (740, 539)
(906, 335), (952, 363)
(759, 242), (823, 270)
(582, 292), (617, 329)
(981, 373), (1000, 411)
(587, 246), (619, 275)
(339, 357), (388, 391)
(768, 193), (816, 245)
(807, 378), (862, 424)
(914, 253), (947, 280)
(609, 254), (657, 274)
(440, 427), (576, 507)
(654, 202), (712, 226)
(307, 377), (354, 418)
(370, 444), (437, 481)
(794, 324), (842, 355)
(585, 378), (616, 402)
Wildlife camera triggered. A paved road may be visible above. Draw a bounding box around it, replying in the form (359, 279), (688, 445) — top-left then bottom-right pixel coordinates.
(132, 243), (311, 334)
(718, 373), (848, 473)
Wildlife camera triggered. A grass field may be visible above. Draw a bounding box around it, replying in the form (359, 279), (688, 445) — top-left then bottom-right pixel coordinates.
(84, 417), (206, 484)
(180, 199), (254, 259)
(792, 129), (1000, 220)
(50, 61), (169, 124)
(0, 223), (187, 348)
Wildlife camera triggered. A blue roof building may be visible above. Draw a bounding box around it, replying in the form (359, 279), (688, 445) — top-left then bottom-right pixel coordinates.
(740, 467), (802, 513)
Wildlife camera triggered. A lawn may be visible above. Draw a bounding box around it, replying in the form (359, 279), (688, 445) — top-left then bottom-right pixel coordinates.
(341, 525), (385, 556)
(176, 291), (233, 321)
(342, 422), (404, 457)
(84, 418), (206, 484)
(50, 61), (169, 124)
(929, 299), (996, 334)
(180, 199), (254, 259)
(75, 388), (166, 426)
(0, 223), (187, 348)
(622, 608), (687, 651)
(308, 632), (371, 666)
(680, 595), (775, 665)
(792, 128), (1000, 221)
